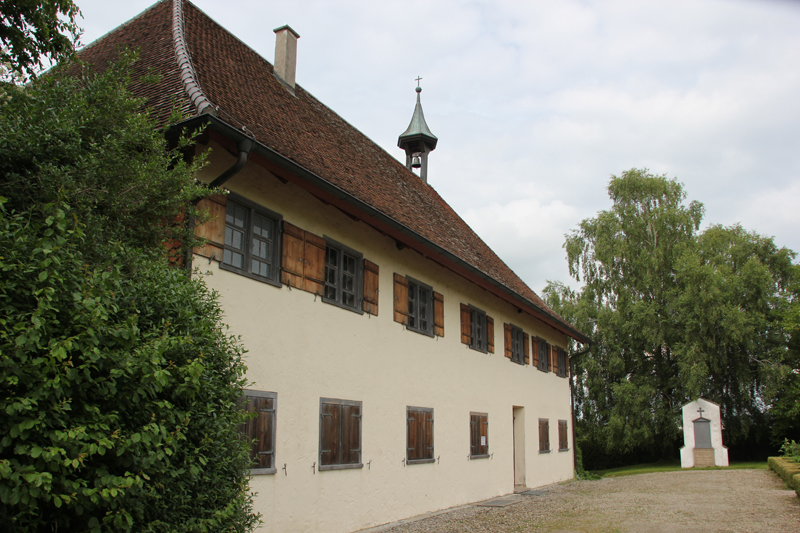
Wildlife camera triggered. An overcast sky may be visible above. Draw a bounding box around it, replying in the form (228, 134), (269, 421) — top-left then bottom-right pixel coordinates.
(75, 0), (800, 294)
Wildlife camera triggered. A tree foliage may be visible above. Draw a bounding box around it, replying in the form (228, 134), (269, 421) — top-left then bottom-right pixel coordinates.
(1, 0), (81, 80)
(550, 169), (797, 468)
(1, 56), (258, 530)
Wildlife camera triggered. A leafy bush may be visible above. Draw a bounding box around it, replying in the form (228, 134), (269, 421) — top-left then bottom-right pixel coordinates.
(0, 200), (257, 531)
(780, 439), (800, 463)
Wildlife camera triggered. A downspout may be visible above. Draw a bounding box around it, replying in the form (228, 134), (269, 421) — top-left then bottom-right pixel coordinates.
(184, 137), (255, 270)
(568, 346), (592, 477)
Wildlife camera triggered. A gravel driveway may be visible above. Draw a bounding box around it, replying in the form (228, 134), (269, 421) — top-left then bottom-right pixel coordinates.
(373, 469), (800, 533)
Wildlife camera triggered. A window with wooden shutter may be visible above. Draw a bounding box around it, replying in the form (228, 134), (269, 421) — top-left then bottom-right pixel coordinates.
(557, 347), (568, 377)
(319, 398), (362, 470)
(463, 305), (488, 353)
(538, 338), (549, 373)
(470, 412), (489, 458)
(362, 259), (379, 316)
(322, 237), (363, 313)
(280, 221), (323, 294)
(558, 420), (569, 451)
(433, 291), (444, 337)
(219, 194), (282, 286)
(539, 418), (550, 453)
(240, 390), (277, 474)
(407, 407), (434, 464)
(193, 194), (227, 260)
(509, 324), (525, 364)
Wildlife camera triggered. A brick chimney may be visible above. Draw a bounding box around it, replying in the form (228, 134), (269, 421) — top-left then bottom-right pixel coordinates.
(273, 25), (300, 92)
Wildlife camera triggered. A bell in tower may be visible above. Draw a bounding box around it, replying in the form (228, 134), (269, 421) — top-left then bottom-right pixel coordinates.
(398, 80), (438, 184)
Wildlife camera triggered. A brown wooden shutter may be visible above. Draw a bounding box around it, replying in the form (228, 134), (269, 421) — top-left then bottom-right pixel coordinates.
(553, 345), (559, 375)
(320, 402), (336, 466)
(281, 222), (305, 288)
(193, 194), (227, 259)
(487, 316), (495, 354)
(523, 332), (530, 365)
(470, 414), (480, 456)
(362, 259), (379, 315)
(424, 411), (434, 460)
(460, 304), (471, 345)
(250, 396), (274, 469)
(407, 410), (419, 461)
(433, 291), (444, 337)
(503, 323), (513, 359)
(532, 337), (539, 367)
(343, 404), (361, 465)
(479, 415), (489, 455)
(303, 231), (325, 295)
(393, 273), (410, 324)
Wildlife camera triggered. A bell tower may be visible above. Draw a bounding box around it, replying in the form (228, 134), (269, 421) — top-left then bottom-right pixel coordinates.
(398, 80), (438, 183)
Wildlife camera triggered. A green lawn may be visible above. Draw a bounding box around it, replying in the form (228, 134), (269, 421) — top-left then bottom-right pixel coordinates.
(593, 459), (767, 478)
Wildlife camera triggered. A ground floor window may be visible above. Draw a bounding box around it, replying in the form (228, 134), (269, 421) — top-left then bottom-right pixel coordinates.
(539, 418), (550, 453)
(558, 419), (569, 451)
(407, 407), (434, 464)
(470, 412), (489, 458)
(319, 398), (362, 470)
(240, 390), (277, 474)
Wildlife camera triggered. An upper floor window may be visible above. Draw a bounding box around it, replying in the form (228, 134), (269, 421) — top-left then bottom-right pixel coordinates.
(221, 195), (282, 286)
(323, 238), (363, 313)
(394, 274), (444, 337)
(557, 347), (568, 377)
(239, 390), (277, 474)
(460, 304), (494, 353)
(504, 323), (529, 365)
(537, 337), (550, 373)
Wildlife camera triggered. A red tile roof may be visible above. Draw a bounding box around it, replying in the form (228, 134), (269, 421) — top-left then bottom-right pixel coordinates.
(77, 0), (586, 342)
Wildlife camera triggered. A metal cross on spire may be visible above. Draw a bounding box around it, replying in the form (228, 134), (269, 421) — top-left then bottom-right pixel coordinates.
(415, 76), (422, 88)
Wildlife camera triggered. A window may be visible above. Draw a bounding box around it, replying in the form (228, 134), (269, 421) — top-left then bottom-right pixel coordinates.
(407, 407), (434, 464)
(558, 420), (569, 451)
(460, 304), (494, 353)
(323, 238), (363, 313)
(394, 274), (444, 337)
(319, 398), (362, 470)
(539, 418), (550, 453)
(537, 338), (550, 373)
(557, 347), (568, 378)
(240, 390), (277, 474)
(221, 195), (282, 286)
(470, 412), (489, 459)
(504, 324), (528, 365)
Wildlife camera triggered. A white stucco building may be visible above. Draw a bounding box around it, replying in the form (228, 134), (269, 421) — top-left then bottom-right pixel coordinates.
(680, 398), (729, 468)
(80, 1), (590, 531)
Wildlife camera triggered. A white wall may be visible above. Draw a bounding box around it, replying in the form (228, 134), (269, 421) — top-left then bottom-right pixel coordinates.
(195, 144), (575, 532)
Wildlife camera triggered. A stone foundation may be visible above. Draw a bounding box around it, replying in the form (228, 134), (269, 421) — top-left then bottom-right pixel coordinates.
(693, 448), (715, 467)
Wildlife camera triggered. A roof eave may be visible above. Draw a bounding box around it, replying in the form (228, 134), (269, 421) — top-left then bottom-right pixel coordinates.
(168, 114), (592, 345)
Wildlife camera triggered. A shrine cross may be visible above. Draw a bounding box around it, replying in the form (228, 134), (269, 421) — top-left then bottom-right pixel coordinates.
(697, 407), (704, 418)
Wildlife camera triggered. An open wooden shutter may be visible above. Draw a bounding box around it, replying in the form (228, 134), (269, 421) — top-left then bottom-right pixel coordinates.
(362, 259), (379, 315)
(281, 222), (305, 288)
(460, 304), (471, 345)
(303, 231), (325, 295)
(503, 324), (513, 359)
(553, 346), (559, 375)
(523, 332), (530, 365)
(281, 222), (324, 294)
(393, 273), (410, 325)
(487, 316), (495, 354)
(433, 291), (444, 337)
(193, 194), (227, 259)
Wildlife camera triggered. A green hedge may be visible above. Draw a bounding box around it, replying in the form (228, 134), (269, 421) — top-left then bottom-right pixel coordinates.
(768, 457), (800, 497)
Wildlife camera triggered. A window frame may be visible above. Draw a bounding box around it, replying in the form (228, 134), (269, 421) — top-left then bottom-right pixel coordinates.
(240, 390), (277, 475)
(406, 406), (435, 465)
(470, 412), (490, 459)
(322, 237), (364, 314)
(220, 193), (282, 287)
(319, 398), (363, 471)
(539, 418), (550, 453)
(406, 276), (434, 337)
(469, 305), (488, 353)
(510, 324), (525, 365)
(558, 420), (569, 451)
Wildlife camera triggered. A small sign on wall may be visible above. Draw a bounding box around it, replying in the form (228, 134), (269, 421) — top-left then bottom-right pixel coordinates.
(481, 436), (486, 446)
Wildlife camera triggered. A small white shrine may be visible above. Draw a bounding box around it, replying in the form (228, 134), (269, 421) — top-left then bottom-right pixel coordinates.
(680, 398), (729, 468)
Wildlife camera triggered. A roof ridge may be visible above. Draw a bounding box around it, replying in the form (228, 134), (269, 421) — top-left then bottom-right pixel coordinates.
(172, 0), (215, 116)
